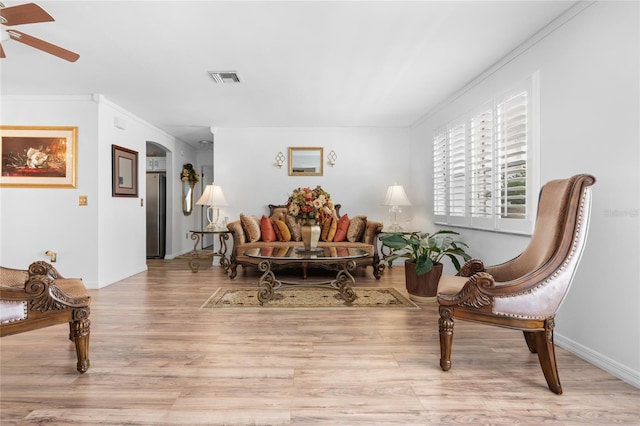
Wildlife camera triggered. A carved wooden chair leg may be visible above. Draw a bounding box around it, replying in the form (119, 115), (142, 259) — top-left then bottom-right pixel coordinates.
(229, 263), (238, 279)
(70, 308), (91, 373)
(534, 321), (562, 394)
(371, 253), (383, 280)
(523, 331), (538, 353)
(438, 307), (454, 371)
(373, 261), (384, 280)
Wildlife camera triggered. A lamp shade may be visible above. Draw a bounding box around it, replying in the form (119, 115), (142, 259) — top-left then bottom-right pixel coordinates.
(196, 184), (228, 206)
(383, 184), (412, 206)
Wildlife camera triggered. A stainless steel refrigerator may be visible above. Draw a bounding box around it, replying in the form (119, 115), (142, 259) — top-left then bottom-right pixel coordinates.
(146, 172), (166, 258)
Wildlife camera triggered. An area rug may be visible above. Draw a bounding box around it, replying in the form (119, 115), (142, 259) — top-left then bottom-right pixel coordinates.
(200, 287), (419, 310)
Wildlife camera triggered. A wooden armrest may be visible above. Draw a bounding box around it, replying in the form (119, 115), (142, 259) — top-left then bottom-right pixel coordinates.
(28, 261), (64, 279)
(456, 259), (486, 277)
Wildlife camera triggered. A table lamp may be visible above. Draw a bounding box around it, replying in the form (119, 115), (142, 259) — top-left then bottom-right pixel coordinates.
(383, 184), (411, 232)
(196, 184), (228, 230)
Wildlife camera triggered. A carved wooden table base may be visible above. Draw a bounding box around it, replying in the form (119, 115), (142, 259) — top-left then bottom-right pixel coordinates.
(256, 259), (358, 305)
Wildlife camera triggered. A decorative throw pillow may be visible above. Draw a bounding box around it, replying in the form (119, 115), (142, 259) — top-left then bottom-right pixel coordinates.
(273, 220), (292, 242)
(260, 215), (276, 242)
(272, 219), (283, 241)
(332, 214), (350, 242)
(321, 217), (338, 242)
(240, 213), (261, 243)
(285, 215), (302, 241)
(346, 215), (367, 242)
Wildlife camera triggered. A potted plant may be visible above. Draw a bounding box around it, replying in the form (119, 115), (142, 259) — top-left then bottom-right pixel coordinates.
(380, 230), (471, 300)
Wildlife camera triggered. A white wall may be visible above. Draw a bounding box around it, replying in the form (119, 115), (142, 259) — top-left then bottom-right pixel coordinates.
(1, 95), (200, 288)
(1, 95), (101, 284)
(215, 127), (411, 226)
(409, 1), (639, 387)
(0, 108), (412, 287)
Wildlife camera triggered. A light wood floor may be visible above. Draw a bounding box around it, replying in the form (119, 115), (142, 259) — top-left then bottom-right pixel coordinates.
(1, 260), (638, 425)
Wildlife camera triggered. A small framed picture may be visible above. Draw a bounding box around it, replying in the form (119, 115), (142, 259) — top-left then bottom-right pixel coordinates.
(288, 146), (324, 176)
(0, 125), (78, 188)
(112, 144), (138, 197)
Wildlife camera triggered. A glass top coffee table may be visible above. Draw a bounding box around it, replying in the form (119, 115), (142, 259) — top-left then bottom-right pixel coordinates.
(244, 245), (370, 304)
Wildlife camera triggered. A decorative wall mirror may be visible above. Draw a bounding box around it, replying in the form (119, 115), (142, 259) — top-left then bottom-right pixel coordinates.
(288, 147), (323, 176)
(182, 181), (194, 216)
(180, 163), (199, 216)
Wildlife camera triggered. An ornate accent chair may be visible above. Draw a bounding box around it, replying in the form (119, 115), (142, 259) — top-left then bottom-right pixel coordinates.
(0, 261), (91, 373)
(437, 174), (595, 394)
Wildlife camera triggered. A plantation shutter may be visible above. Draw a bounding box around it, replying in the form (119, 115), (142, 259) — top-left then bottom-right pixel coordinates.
(431, 73), (537, 234)
(469, 109), (494, 218)
(448, 122), (466, 217)
(433, 129), (447, 216)
(496, 91), (528, 219)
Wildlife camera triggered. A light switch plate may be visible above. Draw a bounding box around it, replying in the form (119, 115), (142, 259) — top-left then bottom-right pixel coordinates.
(79, 195), (88, 206)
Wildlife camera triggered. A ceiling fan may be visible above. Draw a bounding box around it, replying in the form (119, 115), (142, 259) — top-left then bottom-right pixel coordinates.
(0, 1), (79, 62)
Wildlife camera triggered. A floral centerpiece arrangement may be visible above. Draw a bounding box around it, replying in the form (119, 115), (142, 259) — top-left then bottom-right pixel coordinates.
(180, 163), (199, 183)
(286, 186), (334, 223)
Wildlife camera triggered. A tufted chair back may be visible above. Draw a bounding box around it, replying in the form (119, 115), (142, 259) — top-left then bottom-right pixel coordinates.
(487, 176), (593, 318)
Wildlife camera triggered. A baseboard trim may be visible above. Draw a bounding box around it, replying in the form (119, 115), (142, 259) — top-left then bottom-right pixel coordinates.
(555, 333), (640, 389)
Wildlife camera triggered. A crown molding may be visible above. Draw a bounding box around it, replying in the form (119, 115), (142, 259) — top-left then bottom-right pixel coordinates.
(412, 0), (596, 128)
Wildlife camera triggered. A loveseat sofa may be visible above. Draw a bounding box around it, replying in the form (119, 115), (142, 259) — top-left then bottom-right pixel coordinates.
(227, 204), (384, 279)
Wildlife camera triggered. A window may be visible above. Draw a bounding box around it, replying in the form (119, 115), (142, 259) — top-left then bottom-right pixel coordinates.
(448, 122), (467, 217)
(469, 108), (493, 219)
(433, 74), (538, 235)
(433, 131), (447, 216)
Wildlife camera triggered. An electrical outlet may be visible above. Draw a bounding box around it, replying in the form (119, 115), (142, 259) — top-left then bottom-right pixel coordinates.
(78, 195), (88, 206)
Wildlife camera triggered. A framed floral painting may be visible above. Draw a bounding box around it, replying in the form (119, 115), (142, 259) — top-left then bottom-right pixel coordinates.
(0, 126), (78, 188)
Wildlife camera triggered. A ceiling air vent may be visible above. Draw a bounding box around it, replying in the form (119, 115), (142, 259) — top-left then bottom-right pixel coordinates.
(208, 71), (240, 84)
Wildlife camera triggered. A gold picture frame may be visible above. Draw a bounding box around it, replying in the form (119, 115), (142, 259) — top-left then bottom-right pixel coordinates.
(0, 125), (78, 188)
(112, 144), (138, 197)
(288, 147), (323, 176)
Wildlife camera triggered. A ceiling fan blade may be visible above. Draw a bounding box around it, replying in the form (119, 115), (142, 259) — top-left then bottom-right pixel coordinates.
(0, 42), (5, 58)
(7, 30), (79, 62)
(0, 3), (54, 26)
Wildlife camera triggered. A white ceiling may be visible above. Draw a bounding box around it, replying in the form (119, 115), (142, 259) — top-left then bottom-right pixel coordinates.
(0, 1), (579, 146)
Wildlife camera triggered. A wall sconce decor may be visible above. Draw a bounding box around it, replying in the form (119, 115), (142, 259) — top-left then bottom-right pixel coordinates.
(327, 150), (337, 166)
(275, 151), (286, 168)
